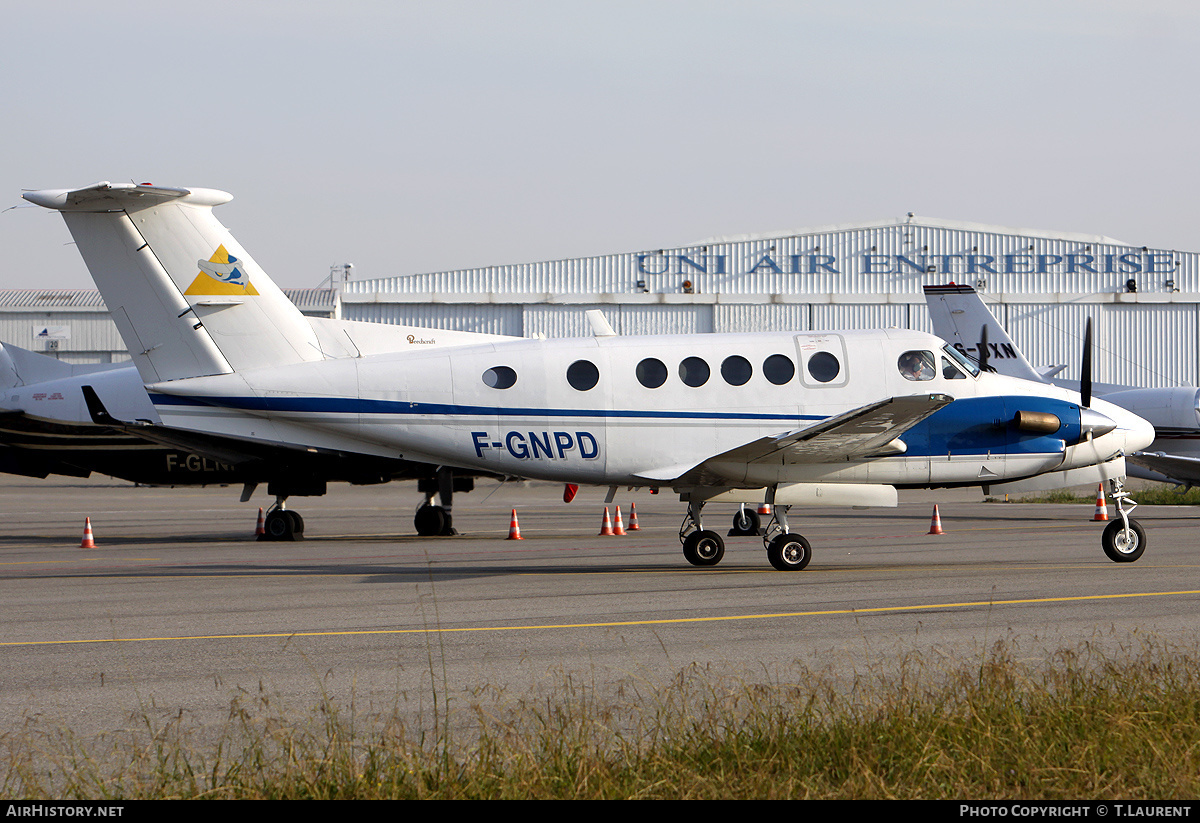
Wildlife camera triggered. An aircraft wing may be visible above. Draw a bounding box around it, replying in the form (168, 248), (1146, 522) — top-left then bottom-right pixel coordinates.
(1128, 451), (1200, 485)
(636, 393), (953, 485)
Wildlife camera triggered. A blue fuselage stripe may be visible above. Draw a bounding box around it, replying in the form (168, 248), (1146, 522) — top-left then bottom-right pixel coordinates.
(148, 394), (821, 422)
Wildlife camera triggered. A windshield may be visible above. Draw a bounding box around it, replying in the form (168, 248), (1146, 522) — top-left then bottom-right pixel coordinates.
(942, 344), (980, 377)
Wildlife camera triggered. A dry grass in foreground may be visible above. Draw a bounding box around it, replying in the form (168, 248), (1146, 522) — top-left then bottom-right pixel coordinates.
(4, 640), (1200, 799)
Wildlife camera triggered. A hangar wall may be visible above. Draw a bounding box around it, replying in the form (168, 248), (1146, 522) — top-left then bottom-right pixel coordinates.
(2, 215), (1196, 388)
(339, 216), (1200, 388)
(0, 289), (337, 365)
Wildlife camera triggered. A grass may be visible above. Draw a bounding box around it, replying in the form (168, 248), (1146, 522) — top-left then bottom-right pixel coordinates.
(5, 640), (1200, 799)
(994, 485), (1200, 505)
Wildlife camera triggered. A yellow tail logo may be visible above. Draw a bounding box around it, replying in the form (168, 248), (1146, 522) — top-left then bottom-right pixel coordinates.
(184, 245), (260, 295)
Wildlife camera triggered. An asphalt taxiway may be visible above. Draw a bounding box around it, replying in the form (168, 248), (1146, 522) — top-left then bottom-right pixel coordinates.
(1, 474), (1198, 740)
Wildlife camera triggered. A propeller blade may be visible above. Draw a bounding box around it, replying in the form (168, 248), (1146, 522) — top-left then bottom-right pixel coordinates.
(1081, 317), (1093, 408)
(978, 323), (990, 372)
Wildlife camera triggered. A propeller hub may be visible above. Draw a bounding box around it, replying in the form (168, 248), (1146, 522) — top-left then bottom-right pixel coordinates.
(1078, 407), (1117, 440)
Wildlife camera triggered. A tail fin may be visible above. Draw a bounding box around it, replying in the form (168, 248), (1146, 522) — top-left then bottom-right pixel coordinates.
(24, 182), (321, 384)
(0, 343), (74, 389)
(922, 284), (1044, 383)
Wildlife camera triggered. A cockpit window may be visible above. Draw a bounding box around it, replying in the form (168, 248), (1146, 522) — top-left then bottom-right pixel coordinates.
(942, 344), (980, 377)
(898, 350), (936, 381)
(941, 356), (966, 380)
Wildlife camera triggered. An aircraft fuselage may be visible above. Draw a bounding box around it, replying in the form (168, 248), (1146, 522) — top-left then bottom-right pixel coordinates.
(147, 327), (1153, 492)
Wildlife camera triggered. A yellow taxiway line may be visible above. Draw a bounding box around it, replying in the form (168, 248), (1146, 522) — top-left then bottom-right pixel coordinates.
(3, 588), (1200, 648)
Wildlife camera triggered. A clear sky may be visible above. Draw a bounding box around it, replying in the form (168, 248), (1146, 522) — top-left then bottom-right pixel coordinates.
(2, 1), (1197, 290)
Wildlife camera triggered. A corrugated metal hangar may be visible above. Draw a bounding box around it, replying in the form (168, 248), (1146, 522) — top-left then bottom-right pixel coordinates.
(3, 215), (1196, 387)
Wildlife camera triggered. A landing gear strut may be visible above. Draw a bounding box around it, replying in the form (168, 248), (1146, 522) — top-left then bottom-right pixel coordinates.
(679, 500), (725, 566)
(1102, 477), (1146, 562)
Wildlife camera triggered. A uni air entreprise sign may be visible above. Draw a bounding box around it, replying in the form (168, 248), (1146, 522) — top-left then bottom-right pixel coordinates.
(636, 251), (1177, 276)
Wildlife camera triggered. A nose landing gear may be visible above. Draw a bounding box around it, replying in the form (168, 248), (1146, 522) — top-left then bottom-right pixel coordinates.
(1101, 477), (1146, 563)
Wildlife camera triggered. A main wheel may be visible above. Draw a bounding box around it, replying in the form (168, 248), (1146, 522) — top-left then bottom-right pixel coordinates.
(264, 509), (297, 541)
(683, 530), (725, 567)
(414, 504), (447, 536)
(1102, 518), (1146, 563)
(767, 533), (812, 571)
(286, 510), (305, 535)
(728, 508), (761, 536)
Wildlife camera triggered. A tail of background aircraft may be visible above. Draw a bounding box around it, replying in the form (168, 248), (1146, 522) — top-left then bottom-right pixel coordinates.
(23, 183), (322, 384)
(0, 343), (73, 390)
(923, 284), (1044, 382)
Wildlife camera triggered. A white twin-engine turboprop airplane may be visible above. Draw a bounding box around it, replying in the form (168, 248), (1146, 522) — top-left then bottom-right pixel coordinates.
(24, 182), (1157, 570)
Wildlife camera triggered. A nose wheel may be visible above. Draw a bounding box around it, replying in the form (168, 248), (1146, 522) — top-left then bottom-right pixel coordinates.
(1102, 478), (1146, 563)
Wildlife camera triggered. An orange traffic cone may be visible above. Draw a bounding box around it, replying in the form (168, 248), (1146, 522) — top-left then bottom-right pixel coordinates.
(628, 502), (640, 531)
(927, 504), (945, 535)
(757, 502), (772, 516)
(80, 517), (96, 549)
(613, 506), (627, 536)
(507, 509), (524, 540)
(1093, 484), (1109, 521)
(255, 507), (266, 537)
(598, 506), (615, 536)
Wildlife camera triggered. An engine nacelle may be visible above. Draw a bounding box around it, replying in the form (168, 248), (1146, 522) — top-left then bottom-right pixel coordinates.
(1101, 387), (1200, 432)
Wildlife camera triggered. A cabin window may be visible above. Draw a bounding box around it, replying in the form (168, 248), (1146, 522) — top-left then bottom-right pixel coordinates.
(898, 350), (936, 382)
(763, 354), (795, 385)
(567, 359), (600, 391)
(482, 366), (517, 389)
(679, 357), (710, 387)
(721, 355), (752, 386)
(806, 351), (840, 384)
(636, 358), (668, 389)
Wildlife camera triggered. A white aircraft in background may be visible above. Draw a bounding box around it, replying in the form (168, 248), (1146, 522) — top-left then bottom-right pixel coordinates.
(924, 283), (1200, 490)
(0, 341), (492, 539)
(24, 182), (1156, 568)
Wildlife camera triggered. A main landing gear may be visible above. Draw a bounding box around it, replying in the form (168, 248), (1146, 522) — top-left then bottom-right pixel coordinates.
(678, 499), (812, 571)
(1101, 477), (1146, 563)
(761, 504), (811, 571)
(260, 497), (305, 541)
(414, 467), (462, 536)
(679, 501), (725, 566)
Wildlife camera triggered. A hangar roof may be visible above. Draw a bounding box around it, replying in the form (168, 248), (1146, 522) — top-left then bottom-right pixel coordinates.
(694, 215), (1130, 249)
